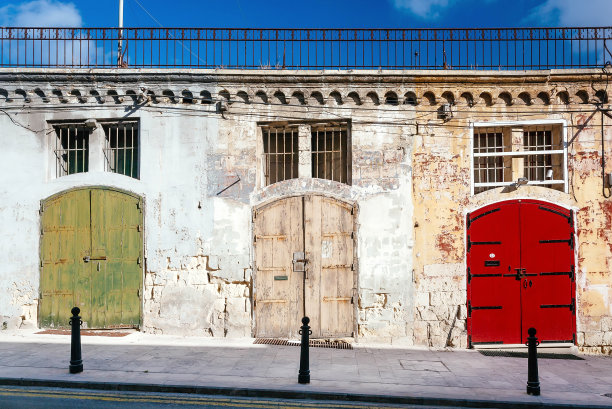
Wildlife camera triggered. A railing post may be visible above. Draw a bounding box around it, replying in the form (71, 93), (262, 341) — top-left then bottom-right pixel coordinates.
(69, 307), (83, 374)
(298, 316), (311, 384)
(526, 327), (540, 395)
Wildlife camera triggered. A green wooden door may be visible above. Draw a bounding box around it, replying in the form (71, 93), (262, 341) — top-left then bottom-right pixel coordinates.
(40, 188), (142, 328)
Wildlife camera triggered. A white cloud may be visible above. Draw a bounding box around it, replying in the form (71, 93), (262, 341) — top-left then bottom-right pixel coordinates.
(0, 0), (82, 27)
(526, 0), (612, 26)
(392, 0), (454, 19)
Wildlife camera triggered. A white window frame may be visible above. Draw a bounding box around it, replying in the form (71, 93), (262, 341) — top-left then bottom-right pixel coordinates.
(470, 119), (568, 195)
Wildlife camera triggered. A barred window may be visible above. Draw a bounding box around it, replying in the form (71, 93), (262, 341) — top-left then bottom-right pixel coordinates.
(103, 122), (139, 179)
(473, 124), (565, 194)
(262, 126), (298, 185)
(311, 125), (350, 184)
(54, 124), (89, 177)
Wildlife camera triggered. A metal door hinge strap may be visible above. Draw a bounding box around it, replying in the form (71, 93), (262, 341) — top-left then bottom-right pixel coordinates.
(540, 270), (573, 279)
(472, 241), (502, 246)
(471, 306), (502, 310)
(539, 237), (573, 248)
(540, 299), (575, 312)
(468, 208), (500, 228)
(538, 206), (571, 223)
(468, 301), (502, 317)
(472, 273), (503, 278)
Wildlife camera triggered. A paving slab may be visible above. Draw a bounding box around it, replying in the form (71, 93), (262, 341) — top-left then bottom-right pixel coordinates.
(0, 330), (611, 408)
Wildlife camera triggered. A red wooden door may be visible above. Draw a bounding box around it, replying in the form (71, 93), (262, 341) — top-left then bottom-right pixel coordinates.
(467, 200), (576, 346)
(519, 201), (576, 344)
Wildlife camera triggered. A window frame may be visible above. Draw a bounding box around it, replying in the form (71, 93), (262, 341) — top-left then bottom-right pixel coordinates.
(470, 119), (568, 195)
(101, 120), (140, 180)
(52, 122), (91, 178)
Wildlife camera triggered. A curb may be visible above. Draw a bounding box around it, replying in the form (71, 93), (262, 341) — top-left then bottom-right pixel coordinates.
(1, 378), (611, 409)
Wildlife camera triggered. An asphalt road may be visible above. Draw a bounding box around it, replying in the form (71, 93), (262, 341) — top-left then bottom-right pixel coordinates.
(0, 386), (465, 409)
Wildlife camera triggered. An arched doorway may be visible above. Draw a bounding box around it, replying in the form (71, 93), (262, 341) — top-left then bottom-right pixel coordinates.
(467, 200), (576, 345)
(39, 187), (143, 329)
(253, 195), (356, 338)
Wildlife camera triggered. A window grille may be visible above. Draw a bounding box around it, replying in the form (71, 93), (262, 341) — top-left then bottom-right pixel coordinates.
(311, 125), (350, 184)
(103, 122), (139, 179)
(472, 124), (565, 194)
(54, 124), (89, 177)
(262, 126), (298, 185)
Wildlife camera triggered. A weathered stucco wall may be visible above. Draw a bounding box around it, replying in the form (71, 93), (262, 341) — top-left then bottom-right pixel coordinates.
(0, 68), (610, 353)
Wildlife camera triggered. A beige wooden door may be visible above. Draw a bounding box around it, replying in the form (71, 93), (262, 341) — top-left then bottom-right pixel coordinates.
(254, 195), (355, 339)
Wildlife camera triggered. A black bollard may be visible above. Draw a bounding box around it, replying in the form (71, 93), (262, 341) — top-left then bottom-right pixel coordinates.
(298, 316), (311, 384)
(526, 327), (540, 395)
(69, 307), (83, 374)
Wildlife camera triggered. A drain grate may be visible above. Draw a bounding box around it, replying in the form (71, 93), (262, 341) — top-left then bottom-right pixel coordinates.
(479, 350), (584, 360)
(254, 338), (353, 350)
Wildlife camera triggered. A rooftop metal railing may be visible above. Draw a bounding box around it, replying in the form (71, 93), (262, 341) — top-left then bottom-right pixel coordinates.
(1, 27), (611, 70)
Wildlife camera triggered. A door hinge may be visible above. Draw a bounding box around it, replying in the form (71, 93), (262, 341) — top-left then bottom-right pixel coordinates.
(570, 298), (575, 312)
(570, 234), (574, 249)
(40, 259), (44, 268)
(137, 288), (141, 297)
(351, 331), (354, 337)
(136, 200), (141, 210)
(351, 263), (355, 271)
(467, 267), (471, 283)
(252, 210), (257, 222)
(253, 235), (257, 244)
(137, 256), (142, 265)
(466, 212), (471, 229)
(466, 235), (471, 253)
(570, 265), (575, 281)
(351, 207), (354, 215)
(253, 299), (257, 308)
(137, 225), (142, 232)
(351, 231), (355, 240)
(351, 296), (354, 304)
(467, 301), (472, 317)
(39, 202), (44, 214)
(569, 209), (574, 226)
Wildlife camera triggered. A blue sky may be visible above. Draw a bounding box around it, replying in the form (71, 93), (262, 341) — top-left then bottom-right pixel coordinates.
(0, 0), (610, 28)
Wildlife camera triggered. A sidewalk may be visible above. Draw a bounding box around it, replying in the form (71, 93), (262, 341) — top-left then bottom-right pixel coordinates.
(0, 330), (611, 408)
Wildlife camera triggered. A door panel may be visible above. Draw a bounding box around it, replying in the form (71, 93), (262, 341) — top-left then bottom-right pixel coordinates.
(254, 195), (355, 339)
(254, 197), (303, 338)
(40, 190), (91, 328)
(467, 200), (576, 346)
(519, 202), (575, 343)
(40, 188), (142, 329)
(311, 196), (354, 338)
(467, 202), (521, 344)
(90, 189), (142, 328)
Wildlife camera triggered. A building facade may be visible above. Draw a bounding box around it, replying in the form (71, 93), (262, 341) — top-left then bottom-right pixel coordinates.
(1, 31), (611, 353)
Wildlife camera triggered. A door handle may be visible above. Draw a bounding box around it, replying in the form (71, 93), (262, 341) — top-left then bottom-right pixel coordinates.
(514, 268), (527, 280)
(83, 256), (107, 262)
(529, 280), (533, 287)
(523, 280), (528, 288)
(515, 268), (522, 280)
